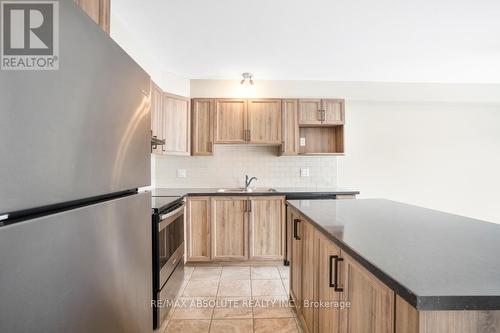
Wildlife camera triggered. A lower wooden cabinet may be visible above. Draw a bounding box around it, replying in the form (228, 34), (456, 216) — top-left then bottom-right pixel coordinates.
(211, 197), (248, 261)
(289, 207), (394, 333)
(186, 196), (286, 263)
(290, 210), (302, 312)
(318, 233), (342, 333)
(249, 196), (285, 260)
(186, 197), (211, 261)
(339, 253), (394, 333)
(301, 220), (317, 333)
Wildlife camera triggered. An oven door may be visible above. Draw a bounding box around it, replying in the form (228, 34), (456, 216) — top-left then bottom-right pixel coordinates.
(158, 202), (184, 288)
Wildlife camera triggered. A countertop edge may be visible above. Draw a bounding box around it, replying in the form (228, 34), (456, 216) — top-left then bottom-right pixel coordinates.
(286, 200), (500, 311)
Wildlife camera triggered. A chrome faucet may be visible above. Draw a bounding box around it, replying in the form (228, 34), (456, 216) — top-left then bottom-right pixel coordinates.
(245, 175), (258, 191)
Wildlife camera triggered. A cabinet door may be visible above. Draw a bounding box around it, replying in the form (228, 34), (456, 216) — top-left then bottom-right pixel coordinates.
(186, 197), (211, 261)
(318, 234), (342, 333)
(340, 253), (394, 333)
(163, 95), (190, 155)
(211, 197), (248, 261)
(301, 220), (317, 333)
(249, 196), (285, 260)
(298, 99), (322, 125)
(322, 99), (345, 125)
(247, 99), (282, 144)
(151, 82), (164, 154)
(214, 99), (247, 143)
(74, 0), (110, 33)
(290, 210), (302, 309)
(191, 99), (214, 156)
(281, 99), (299, 155)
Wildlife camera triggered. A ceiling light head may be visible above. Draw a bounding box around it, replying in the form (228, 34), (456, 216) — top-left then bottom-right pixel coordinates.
(240, 72), (254, 85)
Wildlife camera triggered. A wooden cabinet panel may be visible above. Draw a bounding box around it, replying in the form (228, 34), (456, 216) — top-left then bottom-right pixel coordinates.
(301, 220), (317, 333)
(192, 99), (214, 155)
(281, 99), (299, 155)
(299, 126), (344, 155)
(249, 196), (285, 260)
(214, 99), (247, 143)
(340, 253), (394, 333)
(318, 234), (342, 333)
(164, 95), (190, 155)
(298, 99), (322, 125)
(151, 82), (164, 154)
(322, 99), (345, 125)
(247, 99), (282, 144)
(186, 197), (211, 261)
(290, 211), (302, 310)
(211, 197), (248, 261)
(74, 0), (110, 33)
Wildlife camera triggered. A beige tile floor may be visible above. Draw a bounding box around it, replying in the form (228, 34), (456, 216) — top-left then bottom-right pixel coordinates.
(156, 264), (303, 333)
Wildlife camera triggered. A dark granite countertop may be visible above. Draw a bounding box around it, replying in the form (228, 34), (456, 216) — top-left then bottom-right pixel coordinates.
(286, 199), (500, 311)
(151, 187), (359, 198)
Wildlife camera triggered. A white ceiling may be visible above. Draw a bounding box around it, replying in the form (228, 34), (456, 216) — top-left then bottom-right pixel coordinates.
(113, 0), (500, 83)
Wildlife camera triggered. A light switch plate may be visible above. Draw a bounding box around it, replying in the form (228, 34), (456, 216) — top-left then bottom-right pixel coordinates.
(299, 137), (306, 146)
(177, 169), (187, 178)
(300, 168), (310, 177)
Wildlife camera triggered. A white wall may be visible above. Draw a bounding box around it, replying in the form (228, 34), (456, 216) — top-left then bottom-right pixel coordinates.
(191, 80), (500, 223)
(110, 12), (190, 96)
(339, 101), (500, 224)
(153, 146), (337, 189)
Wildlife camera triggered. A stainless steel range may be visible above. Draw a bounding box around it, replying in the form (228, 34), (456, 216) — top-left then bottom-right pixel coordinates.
(152, 198), (185, 329)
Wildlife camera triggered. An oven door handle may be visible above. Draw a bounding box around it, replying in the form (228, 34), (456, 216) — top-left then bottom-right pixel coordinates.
(159, 204), (185, 230)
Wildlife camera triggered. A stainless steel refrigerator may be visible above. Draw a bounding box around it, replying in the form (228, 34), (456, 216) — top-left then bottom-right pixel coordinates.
(0, 1), (152, 332)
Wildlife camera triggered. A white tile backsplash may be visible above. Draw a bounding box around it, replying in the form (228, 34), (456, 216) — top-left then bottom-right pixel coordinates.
(152, 145), (337, 188)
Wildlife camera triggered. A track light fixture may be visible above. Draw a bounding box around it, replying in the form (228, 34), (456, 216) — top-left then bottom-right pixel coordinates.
(240, 72), (254, 85)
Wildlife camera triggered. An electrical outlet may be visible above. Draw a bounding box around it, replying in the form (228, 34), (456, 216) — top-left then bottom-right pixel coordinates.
(177, 169), (187, 178)
(300, 168), (310, 177)
(299, 137), (306, 146)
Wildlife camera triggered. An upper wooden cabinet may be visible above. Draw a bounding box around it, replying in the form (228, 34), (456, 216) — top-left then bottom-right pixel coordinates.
(322, 99), (345, 125)
(151, 83), (190, 156)
(211, 197), (248, 261)
(186, 197), (211, 261)
(151, 82), (164, 154)
(213, 99), (283, 145)
(191, 97), (345, 156)
(298, 99), (345, 126)
(281, 99), (299, 155)
(247, 99), (282, 144)
(192, 99), (214, 155)
(74, 0), (110, 33)
(248, 196), (285, 260)
(163, 94), (190, 156)
(214, 99), (248, 143)
(298, 99), (323, 125)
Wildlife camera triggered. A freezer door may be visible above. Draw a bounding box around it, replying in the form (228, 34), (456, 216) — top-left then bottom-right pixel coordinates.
(0, 192), (152, 333)
(0, 0), (151, 215)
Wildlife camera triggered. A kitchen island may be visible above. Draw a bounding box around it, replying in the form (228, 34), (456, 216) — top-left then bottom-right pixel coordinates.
(286, 199), (500, 333)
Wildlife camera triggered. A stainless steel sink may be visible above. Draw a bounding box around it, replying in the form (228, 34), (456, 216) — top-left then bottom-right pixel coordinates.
(216, 187), (276, 193)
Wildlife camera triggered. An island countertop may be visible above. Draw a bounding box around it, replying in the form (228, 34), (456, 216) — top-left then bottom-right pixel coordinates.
(286, 198), (500, 310)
